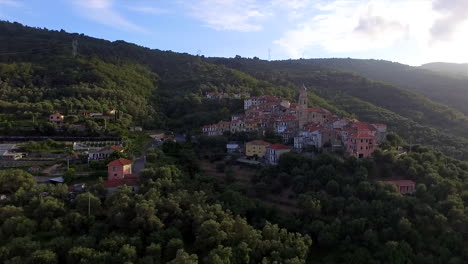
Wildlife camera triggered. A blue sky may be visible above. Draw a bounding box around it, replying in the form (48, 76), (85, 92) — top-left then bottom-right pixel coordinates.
(1, 0), (468, 66)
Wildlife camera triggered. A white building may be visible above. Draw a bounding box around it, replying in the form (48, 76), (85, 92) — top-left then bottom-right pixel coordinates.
(265, 144), (292, 165)
(294, 130), (321, 151)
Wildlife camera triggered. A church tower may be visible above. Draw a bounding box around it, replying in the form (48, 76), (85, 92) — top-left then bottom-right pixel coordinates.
(298, 85), (308, 129)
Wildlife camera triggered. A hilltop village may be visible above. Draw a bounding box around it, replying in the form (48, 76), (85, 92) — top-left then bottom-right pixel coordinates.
(203, 87), (388, 164)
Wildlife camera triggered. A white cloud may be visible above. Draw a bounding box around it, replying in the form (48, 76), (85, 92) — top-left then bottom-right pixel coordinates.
(431, 0), (468, 42)
(185, 0), (267, 32)
(127, 6), (169, 15)
(273, 0), (443, 63)
(0, 0), (22, 7)
(72, 0), (147, 33)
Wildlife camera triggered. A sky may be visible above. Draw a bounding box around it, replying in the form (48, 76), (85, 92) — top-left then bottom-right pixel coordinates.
(1, 0), (468, 66)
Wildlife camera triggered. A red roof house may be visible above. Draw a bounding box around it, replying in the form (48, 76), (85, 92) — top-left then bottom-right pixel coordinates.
(382, 180), (416, 194)
(105, 158), (139, 188)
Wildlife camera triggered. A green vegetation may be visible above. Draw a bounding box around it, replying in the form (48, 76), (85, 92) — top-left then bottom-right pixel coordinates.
(4, 137), (468, 263)
(20, 139), (68, 153)
(3, 20), (468, 263)
(0, 142), (312, 264)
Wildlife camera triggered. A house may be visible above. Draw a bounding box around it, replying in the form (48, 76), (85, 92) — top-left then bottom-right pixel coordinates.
(72, 142), (101, 152)
(382, 180), (416, 194)
(202, 124), (221, 136)
(49, 113), (64, 124)
(372, 123), (388, 142)
(294, 124), (323, 151)
(205, 92), (227, 100)
(245, 119), (260, 132)
(217, 121), (231, 134)
(104, 158), (139, 189)
(307, 107), (333, 125)
(230, 120), (245, 133)
(0, 144), (22, 160)
(88, 145), (124, 161)
(265, 144), (292, 165)
(245, 140), (271, 158)
(294, 131), (321, 150)
(90, 113), (104, 118)
(28, 165), (42, 173)
(319, 127), (342, 148)
(226, 143), (241, 154)
(129, 126), (143, 132)
(332, 118), (351, 129)
(346, 131), (377, 158)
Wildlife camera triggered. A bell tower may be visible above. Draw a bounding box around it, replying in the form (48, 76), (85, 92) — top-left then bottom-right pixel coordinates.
(298, 85), (308, 129)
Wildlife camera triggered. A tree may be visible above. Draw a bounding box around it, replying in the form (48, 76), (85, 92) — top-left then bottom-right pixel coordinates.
(30, 249), (57, 264)
(75, 192), (101, 216)
(0, 169), (35, 194)
(168, 249), (198, 264)
(63, 168), (76, 183)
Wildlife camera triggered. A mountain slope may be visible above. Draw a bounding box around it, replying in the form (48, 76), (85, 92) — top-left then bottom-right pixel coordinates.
(420, 62), (468, 79)
(2, 21), (468, 158)
(278, 58), (468, 116)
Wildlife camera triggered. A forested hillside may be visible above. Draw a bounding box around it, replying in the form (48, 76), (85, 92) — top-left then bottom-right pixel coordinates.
(0, 21), (295, 134)
(2, 20), (468, 158)
(269, 58), (468, 116)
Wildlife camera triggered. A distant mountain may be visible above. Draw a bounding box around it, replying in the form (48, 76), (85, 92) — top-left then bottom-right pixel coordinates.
(262, 58), (468, 117)
(420, 62), (468, 79)
(2, 20), (468, 158)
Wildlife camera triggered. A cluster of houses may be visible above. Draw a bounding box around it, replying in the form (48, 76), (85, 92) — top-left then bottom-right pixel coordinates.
(203, 87), (388, 159)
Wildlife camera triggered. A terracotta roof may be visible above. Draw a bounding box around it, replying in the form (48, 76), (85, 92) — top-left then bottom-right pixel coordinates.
(203, 124), (217, 129)
(247, 140), (272, 146)
(351, 121), (376, 131)
(108, 145), (124, 152)
(307, 107), (330, 113)
(349, 131), (376, 138)
(304, 124), (321, 132)
(382, 180), (415, 186)
(107, 158), (132, 166)
(268, 144), (292, 150)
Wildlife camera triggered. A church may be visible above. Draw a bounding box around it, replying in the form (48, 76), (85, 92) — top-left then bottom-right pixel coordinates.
(296, 86), (334, 129)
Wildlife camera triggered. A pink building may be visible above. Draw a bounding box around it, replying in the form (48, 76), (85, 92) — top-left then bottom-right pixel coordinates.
(104, 158), (139, 188)
(347, 131), (377, 158)
(49, 113), (64, 124)
(382, 180), (416, 194)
